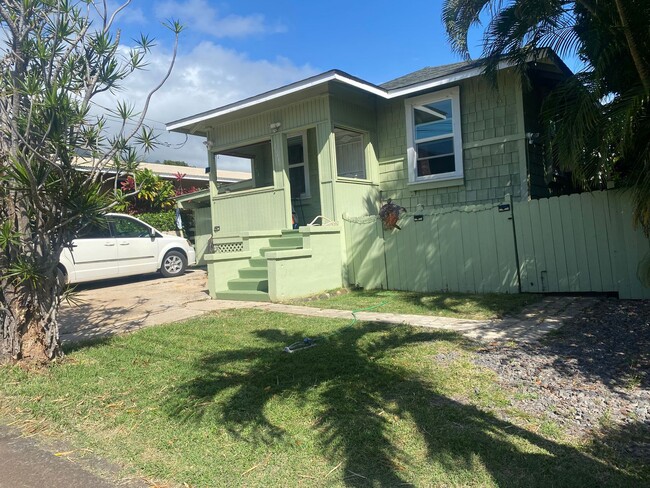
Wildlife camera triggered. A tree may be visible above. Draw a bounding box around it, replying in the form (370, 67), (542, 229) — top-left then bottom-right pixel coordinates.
(161, 159), (189, 167)
(0, 0), (182, 363)
(115, 168), (176, 214)
(442, 0), (650, 233)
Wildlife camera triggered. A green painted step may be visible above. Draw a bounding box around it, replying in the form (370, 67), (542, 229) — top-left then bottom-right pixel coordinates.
(214, 290), (271, 302)
(281, 229), (299, 236)
(249, 256), (267, 268)
(227, 278), (268, 292)
(258, 246), (302, 257)
(269, 236), (303, 248)
(239, 267), (268, 279)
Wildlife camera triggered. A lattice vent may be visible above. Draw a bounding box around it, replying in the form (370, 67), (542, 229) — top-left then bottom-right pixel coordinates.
(214, 242), (244, 253)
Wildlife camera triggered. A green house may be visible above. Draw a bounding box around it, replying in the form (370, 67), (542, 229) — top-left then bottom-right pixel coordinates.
(168, 51), (649, 300)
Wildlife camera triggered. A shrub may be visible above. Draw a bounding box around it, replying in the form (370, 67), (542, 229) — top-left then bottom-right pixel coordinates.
(137, 211), (177, 232)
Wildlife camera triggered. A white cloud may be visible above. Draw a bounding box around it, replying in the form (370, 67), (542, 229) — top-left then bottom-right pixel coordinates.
(155, 0), (284, 38)
(92, 40), (317, 170)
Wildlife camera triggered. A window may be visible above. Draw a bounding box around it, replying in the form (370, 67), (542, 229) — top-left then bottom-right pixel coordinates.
(335, 128), (366, 179)
(405, 86), (463, 184)
(111, 216), (151, 238)
(287, 134), (309, 198)
(76, 220), (111, 239)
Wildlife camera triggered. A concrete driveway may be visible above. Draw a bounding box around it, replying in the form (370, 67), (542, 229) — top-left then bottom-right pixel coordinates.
(59, 268), (227, 343)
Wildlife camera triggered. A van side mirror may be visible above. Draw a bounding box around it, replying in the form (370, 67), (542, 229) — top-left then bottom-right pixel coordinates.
(149, 228), (157, 238)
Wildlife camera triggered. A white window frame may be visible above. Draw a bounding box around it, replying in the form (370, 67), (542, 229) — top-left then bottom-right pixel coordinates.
(287, 131), (310, 199)
(334, 127), (368, 180)
(405, 86), (463, 184)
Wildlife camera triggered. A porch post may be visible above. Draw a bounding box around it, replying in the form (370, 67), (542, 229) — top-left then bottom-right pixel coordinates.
(271, 132), (292, 228)
(316, 122), (337, 221)
(207, 129), (219, 237)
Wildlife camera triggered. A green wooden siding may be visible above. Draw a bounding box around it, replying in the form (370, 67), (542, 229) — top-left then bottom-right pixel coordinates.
(376, 72), (527, 213)
(212, 97), (330, 149)
(344, 191), (650, 299)
(212, 187), (287, 235)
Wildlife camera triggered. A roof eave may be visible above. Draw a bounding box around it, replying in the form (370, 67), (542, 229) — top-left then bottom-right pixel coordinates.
(167, 52), (570, 134)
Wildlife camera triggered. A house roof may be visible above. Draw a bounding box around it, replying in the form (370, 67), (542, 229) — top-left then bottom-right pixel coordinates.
(167, 49), (571, 135)
(379, 59), (487, 90)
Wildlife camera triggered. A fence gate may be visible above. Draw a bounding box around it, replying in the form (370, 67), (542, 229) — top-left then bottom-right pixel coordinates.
(343, 191), (650, 299)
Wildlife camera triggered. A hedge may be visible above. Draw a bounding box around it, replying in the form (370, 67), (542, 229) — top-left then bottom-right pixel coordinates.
(137, 211), (177, 231)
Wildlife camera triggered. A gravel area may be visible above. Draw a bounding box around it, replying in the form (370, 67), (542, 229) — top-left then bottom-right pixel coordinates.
(472, 299), (650, 442)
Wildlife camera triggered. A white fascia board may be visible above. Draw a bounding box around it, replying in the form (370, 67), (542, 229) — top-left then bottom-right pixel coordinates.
(166, 72), (387, 132)
(166, 61), (513, 132)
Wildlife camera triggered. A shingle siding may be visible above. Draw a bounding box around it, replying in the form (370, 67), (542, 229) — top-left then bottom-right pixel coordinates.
(377, 72), (526, 212)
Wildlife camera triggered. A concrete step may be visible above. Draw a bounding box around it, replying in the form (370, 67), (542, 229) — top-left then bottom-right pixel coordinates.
(268, 236), (303, 248)
(214, 290), (271, 302)
(259, 246), (302, 256)
(249, 256), (267, 268)
(227, 278), (268, 292)
(239, 267), (268, 279)
(281, 229), (299, 236)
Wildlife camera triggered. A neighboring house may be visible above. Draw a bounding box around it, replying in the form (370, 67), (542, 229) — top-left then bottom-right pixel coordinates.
(167, 49), (650, 301)
(74, 158), (251, 191)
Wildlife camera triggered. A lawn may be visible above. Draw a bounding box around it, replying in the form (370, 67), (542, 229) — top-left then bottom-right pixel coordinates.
(0, 309), (642, 487)
(287, 289), (543, 320)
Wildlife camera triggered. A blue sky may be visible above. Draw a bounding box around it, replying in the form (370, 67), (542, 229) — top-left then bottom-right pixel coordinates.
(106, 0), (487, 167)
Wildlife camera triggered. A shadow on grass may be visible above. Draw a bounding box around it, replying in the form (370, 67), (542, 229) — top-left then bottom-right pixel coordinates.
(165, 321), (640, 486)
(330, 289), (540, 319)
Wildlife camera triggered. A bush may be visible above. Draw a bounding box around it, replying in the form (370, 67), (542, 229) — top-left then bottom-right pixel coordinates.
(137, 211), (177, 232)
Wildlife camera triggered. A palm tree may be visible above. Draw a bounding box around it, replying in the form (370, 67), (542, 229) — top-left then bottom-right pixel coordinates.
(442, 0), (650, 234)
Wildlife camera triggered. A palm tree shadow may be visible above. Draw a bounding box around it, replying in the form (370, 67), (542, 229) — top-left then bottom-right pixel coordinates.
(164, 321), (640, 486)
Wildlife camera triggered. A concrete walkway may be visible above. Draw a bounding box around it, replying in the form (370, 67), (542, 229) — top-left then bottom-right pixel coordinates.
(59, 270), (595, 344)
(187, 295), (595, 343)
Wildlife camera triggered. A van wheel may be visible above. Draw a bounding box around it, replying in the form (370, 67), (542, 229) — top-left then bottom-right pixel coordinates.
(161, 250), (187, 278)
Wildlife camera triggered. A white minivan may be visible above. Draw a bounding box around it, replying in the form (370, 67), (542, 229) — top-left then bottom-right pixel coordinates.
(59, 213), (196, 284)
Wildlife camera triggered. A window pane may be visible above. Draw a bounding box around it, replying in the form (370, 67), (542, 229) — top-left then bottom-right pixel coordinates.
(289, 166), (306, 198)
(287, 136), (304, 166)
(417, 155), (456, 176)
(112, 217), (150, 238)
(414, 98), (453, 141)
(335, 128), (366, 179)
(77, 220), (111, 239)
(416, 138), (454, 159)
(416, 137), (455, 176)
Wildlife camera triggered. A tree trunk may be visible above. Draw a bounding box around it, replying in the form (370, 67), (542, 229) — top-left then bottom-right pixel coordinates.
(1, 275), (63, 363)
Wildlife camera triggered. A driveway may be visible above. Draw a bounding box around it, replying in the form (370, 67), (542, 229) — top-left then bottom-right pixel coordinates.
(59, 268), (226, 343)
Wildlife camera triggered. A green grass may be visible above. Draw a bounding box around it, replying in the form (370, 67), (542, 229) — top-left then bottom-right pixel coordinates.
(0, 309), (644, 487)
(288, 289), (543, 320)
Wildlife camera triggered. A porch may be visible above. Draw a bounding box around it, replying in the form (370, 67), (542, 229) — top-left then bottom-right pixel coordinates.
(205, 225), (343, 302)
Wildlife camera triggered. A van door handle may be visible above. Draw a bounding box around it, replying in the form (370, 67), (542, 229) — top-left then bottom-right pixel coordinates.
(119, 242), (130, 246)
(104, 242), (115, 247)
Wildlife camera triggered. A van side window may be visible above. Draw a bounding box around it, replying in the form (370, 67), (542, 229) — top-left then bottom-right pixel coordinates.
(111, 217), (151, 238)
(76, 221), (111, 239)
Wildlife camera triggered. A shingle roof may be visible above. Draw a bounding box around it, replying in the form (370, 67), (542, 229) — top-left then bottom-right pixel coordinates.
(380, 59), (487, 91)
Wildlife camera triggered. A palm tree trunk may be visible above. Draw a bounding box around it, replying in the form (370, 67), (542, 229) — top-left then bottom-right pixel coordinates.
(613, 0), (650, 93)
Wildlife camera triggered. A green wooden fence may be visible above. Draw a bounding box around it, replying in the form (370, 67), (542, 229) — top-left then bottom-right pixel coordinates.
(343, 191), (650, 299)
